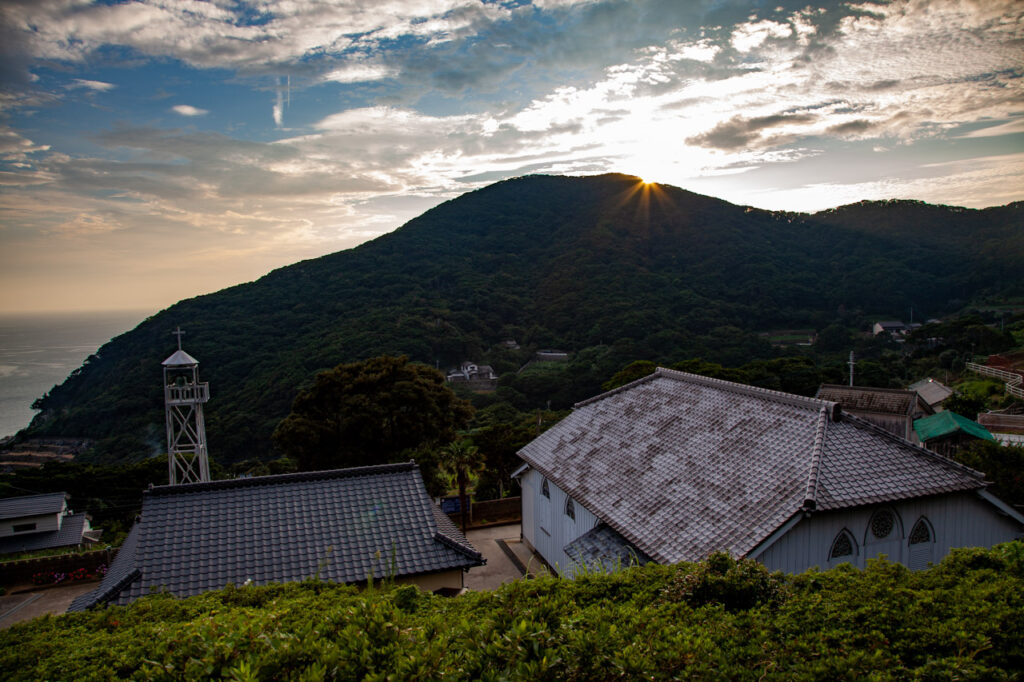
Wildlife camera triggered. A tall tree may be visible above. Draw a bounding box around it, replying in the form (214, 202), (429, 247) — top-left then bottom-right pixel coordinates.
(272, 356), (473, 472)
(441, 438), (485, 532)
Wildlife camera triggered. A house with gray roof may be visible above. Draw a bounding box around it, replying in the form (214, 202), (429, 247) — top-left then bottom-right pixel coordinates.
(909, 377), (954, 411)
(0, 492), (99, 555)
(69, 462), (483, 611)
(815, 384), (933, 443)
(515, 368), (1024, 577)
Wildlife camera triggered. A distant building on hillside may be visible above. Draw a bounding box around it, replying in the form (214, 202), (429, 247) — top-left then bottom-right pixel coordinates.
(535, 349), (569, 362)
(446, 362), (498, 390)
(873, 321), (908, 337)
(0, 492), (100, 555)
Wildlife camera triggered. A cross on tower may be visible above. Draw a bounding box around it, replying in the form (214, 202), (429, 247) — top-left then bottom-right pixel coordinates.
(172, 326), (185, 350)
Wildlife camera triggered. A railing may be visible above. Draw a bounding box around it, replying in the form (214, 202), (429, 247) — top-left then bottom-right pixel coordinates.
(165, 382), (210, 404)
(966, 362), (1024, 400)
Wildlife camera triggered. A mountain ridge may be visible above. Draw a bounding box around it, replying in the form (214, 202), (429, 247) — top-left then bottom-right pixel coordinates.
(21, 173), (1023, 463)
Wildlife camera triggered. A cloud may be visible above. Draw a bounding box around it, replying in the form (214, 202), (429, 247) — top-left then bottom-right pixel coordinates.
(687, 114), (817, 150)
(68, 78), (115, 91)
(171, 104), (208, 117)
(730, 19), (791, 52)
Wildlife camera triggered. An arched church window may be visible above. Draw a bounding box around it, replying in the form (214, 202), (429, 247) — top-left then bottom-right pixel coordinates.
(830, 529), (856, 559)
(909, 518), (932, 545)
(565, 497), (575, 521)
(541, 478), (550, 499)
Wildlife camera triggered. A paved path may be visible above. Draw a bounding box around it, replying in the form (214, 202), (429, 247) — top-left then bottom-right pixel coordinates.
(464, 523), (549, 591)
(0, 581), (96, 629)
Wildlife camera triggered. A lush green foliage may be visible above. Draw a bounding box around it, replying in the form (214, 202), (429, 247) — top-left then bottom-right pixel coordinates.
(272, 356), (472, 470)
(21, 175), (1024, 464)
(2, 543), (1023, 680)
(954, 441), (1024, 509)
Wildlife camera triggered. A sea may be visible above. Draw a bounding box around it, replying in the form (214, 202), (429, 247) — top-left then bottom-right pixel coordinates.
(0, 310), (150, 440)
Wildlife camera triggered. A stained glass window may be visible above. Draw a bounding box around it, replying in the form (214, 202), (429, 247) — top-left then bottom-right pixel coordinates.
(909, 518), (932, 545)
(870, 510), (895, 539)
(830, 530), (854, 559)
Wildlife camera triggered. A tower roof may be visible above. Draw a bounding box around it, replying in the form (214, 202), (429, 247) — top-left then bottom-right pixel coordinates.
(162, 349), (199, 367)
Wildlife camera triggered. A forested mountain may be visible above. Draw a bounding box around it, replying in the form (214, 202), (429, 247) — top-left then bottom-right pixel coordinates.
(22, 174), (1024, 463)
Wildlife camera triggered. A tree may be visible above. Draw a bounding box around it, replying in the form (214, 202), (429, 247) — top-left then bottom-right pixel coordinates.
(953, 440), (1024, 509)
(441, 439), (485, 531)
(272, 355), (474, 472)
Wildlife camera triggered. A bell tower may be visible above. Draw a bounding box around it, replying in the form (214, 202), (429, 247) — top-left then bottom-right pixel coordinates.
(163, 327), (211, 485)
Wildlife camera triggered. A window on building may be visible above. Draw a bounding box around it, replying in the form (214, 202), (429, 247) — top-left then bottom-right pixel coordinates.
(565, 498), (575, 521)
(12, 522), (36, 533)
(829, 529), (856, 559)
(541, 478), (550, 499)
(909, 518), (932, 545)
(869, 509), (896, 539)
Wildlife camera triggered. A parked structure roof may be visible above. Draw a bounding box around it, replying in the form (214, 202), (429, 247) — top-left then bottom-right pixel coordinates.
(914, 411), (995, 443)
(0, 492), (67, 520)
(909, 378), (954, 408)
(69, 462), (483, 611)
(519, 368), (987, 565)
(564, 524), (650, 574)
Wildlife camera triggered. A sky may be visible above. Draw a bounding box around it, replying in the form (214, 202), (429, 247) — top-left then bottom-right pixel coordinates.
(0, 0), (1021, 314)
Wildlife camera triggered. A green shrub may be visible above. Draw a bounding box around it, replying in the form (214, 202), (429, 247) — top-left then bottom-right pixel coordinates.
(1, 543), (1022, 680)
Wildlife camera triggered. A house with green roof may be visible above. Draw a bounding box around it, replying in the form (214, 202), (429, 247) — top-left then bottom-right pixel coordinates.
(914, 411), (995, 457)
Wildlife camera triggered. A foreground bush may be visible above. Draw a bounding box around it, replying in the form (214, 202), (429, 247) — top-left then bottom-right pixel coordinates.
(2, 543), (1023, 680)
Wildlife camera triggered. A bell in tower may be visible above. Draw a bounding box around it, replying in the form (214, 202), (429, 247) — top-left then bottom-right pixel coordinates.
(163, 327), (211, 485)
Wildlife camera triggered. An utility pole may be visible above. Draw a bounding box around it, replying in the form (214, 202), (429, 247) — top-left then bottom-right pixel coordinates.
(848, 350), (856, 387)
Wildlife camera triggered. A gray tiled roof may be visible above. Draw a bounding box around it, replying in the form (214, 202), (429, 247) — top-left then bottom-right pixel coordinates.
(564, 524), (650, 573)
(69, 463), (482, 611)
(0, 512), (92, 554)
(519, 368), (986, 565)
(816, 384), (930, 416)
(0, 492), (67, 520)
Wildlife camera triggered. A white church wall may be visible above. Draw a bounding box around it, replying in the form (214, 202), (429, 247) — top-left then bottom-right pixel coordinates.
(520, 468), (599, 576)
(753, 492), (1022, 574)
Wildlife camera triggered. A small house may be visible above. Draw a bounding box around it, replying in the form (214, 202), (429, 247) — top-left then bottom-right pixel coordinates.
(0, 492), (100, 555)
(873, 321), (908, 337)
(909, 378), (954, 411)
(914, 411), (996, 457)
(816, 384), (934, 443)
(69, 463), (483, 611)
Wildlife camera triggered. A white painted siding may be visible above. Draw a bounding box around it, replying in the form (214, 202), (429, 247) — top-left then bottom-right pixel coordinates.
(754, 492), (1023, 573)
(0, 512), (61, 537)
(520, 469), (599, 576)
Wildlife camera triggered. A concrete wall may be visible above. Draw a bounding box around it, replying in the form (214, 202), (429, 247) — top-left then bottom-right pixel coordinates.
(0, 547), (116, 586)
(396, 569), (464, 593)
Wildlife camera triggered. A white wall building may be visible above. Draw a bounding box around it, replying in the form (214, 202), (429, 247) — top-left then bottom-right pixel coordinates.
(515, 368), (1023, 576)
